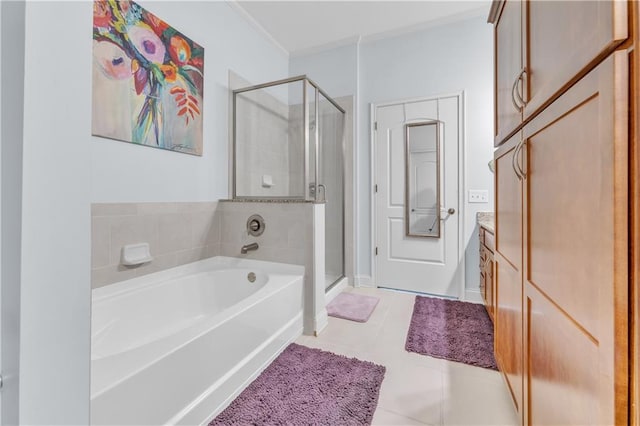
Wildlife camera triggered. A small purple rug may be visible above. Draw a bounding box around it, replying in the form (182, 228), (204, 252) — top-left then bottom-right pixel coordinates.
(210, 343), (386, 425)
(327, 292), (380, 323)
(405, 296), (498, 370)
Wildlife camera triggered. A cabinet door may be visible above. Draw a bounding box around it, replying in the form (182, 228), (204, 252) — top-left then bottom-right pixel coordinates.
(523, 0), (628, 118)
(494, 133), (523, 420)
(523, 51), (628, 425)
(495, 0), (523, 145)
(495, 135), (522, 273)
(485, 257), (494, 320)
(495, 252), (522, 419)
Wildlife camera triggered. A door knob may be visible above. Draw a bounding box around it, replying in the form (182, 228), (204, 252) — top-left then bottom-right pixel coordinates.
(447, 208), (455, 215)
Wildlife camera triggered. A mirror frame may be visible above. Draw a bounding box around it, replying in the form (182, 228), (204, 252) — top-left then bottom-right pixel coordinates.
(404, 120), (441, 238)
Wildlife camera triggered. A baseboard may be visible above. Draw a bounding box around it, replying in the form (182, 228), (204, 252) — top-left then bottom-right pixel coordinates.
(464, 289), (484, 304)
(325, 277), (348, 304)
(354, 275), (374, 288)
(314, 308), (328, 336)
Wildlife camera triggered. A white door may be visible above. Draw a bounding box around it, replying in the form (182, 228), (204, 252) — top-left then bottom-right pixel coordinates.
(374, 95), (462, 297)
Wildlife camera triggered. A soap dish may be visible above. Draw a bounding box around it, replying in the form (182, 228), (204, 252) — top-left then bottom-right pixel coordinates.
(121, 243), (153, 266)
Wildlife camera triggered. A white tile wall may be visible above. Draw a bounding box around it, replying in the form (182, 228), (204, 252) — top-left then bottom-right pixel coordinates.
(235, 86), (295, 197)
(218, 201), (312, 266)
(91, 202), (220, 288)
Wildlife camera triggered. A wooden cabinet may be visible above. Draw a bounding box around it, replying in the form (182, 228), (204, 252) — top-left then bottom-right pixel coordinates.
(480, 227), (495, 320)
(494, 133), (524, 420)
(522, 51), (628, 426)
(491, 0), (628, 146)
(490, 0), (632, 420)
(494, 0), (523, 144)
(524, 0), (628, 118)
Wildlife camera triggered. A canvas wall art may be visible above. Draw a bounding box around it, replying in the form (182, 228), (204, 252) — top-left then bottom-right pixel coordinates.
(92, 0), (204, 156)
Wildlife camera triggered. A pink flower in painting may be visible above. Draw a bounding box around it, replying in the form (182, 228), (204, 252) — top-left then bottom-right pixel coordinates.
(127, 24), (166, 64)
(93, 1), (111, 28)
(93, 41), (132, 80)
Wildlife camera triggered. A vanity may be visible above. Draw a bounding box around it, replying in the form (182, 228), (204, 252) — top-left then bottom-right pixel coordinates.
(478, 213), (495, 321)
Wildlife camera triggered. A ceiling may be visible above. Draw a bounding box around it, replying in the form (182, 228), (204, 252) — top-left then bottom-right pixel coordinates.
(234, 1), (491, 55)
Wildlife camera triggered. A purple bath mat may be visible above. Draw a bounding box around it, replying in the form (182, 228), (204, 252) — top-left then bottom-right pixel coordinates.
(405, 296), (498, 370)
(210, 343), (386, 426)
(327, 292), (380, 323)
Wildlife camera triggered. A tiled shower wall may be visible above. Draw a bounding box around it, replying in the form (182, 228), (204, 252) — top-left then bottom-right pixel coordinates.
(235, 88), (293, 197)
(91, 202), (220, 288)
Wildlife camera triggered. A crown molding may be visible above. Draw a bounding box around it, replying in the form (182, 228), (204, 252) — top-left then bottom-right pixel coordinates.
(225, 0), (290, 57)
(288, 5), (488, 58)
(290, 36), (361, 59)
(359, 5), (488, 45)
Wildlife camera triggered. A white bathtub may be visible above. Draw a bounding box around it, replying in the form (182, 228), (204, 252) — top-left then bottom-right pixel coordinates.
(90, 256), (304, 425)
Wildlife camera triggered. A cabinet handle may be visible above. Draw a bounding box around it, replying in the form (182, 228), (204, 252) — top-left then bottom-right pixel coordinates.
(512, 141), (523, 180)
(516, 141), (526, 178)
(514, 68), (527, 108)
(511, 74), (522, 111)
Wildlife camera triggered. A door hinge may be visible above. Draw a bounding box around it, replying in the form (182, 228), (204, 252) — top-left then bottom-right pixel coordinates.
(374, 184), (378, 193)
(374, 122), (378, 130)
(375, 247), (378, 256)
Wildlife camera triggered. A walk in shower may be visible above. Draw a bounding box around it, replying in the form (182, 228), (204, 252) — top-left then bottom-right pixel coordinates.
(232, 76), (346, 289)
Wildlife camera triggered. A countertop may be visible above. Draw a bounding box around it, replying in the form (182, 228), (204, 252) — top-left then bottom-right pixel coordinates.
(477, 212), (495, 234)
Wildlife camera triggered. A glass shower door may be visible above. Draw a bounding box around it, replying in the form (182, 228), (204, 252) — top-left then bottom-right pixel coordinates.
(318, 93), (345, 290)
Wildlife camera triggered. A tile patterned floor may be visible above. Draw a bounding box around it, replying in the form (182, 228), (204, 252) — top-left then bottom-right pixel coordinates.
(295, 287), (519, 426)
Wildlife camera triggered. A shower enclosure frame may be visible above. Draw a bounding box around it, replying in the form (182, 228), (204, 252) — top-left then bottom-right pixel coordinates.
(231, 75), (347, 289)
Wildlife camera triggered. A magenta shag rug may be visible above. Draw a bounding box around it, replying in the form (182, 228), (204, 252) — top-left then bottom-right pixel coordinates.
(209, 343), (386, 425)
(405, 296), (498, 370)
(327, 292), (380, 323)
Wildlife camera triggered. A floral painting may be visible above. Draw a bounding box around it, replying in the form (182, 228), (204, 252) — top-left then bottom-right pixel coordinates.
(92, 0), (204, 155)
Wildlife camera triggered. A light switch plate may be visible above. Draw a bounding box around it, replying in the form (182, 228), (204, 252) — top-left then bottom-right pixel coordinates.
(469, 190), (489, 203)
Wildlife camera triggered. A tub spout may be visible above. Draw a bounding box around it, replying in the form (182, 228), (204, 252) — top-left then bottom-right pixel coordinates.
(241, 242), (259, 254)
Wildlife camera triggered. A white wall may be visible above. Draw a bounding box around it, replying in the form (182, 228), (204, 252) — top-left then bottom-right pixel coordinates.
(358, 17), (493, 289)
(91, 1), (289, 203)
(1, 1), (24, 424)
(21, 2), (93, 423)
(18, 1), (289, 423)
(290, 43), (358, 98)
(290, 15), (494, 291)
(359, 16), (494, 291)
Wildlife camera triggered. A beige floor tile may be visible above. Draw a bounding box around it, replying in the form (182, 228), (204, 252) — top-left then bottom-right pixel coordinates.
(312, 316), (385, 352)
(372, 408), (431, 425)
(301, 287), (518, 426)
(295, 335), (363, 359)
(376, 361), (443, 425)
(442, 367), (519, 426)
(441, 359), (504, 387)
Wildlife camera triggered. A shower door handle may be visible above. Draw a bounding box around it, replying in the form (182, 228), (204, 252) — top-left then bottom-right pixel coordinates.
(317, 184), (327, 202)
(309, 183), (327, 201)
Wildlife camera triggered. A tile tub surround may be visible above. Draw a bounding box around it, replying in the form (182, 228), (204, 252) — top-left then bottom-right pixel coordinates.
(218, 200), (321, 334)
(218, 200), (312, 266)
(91, 202), (220, 288)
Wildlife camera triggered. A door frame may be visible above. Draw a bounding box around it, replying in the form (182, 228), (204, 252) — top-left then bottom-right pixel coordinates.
(370, 92), (466, 299)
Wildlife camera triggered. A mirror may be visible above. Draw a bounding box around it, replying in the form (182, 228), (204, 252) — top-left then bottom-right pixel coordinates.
(405, 121), (440, 238)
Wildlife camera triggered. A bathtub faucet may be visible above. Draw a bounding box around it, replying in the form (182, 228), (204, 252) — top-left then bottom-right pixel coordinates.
(241, 242), (259, 254)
